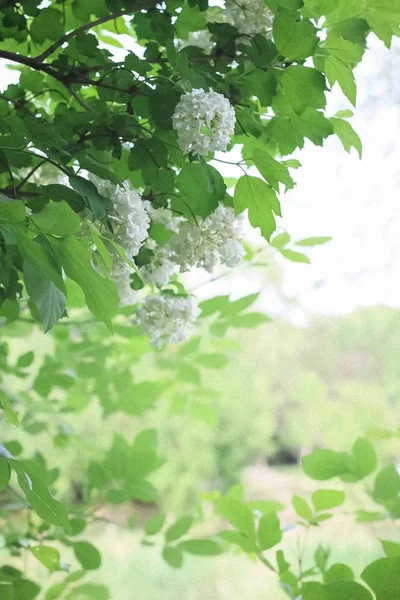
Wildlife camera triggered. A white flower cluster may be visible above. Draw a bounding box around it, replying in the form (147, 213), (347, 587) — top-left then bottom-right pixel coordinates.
(111, 263), (138, 307)
(90, 176), (150, 306)
(225, 0), (273, 35)
(136, 294), (201, 348)
(140, 203), (245, 287)
(92, 177), (150, 257)
(172, 88), (236, 156)
(170, 203), (245, 272)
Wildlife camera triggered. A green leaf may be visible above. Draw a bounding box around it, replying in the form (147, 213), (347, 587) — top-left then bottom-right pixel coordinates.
(30, 546), (61, 572)
(273, 8), (318, 60)
(351, 438), (377, 477)
(292, 495), (313, 520)
(12, 460), (70, 532)
(179, 539), (223, 555)
(73, 541), (101, 570)
(30, 7), (64, 43)
(220, 293), (260, 316)
(266, 116), (305, 155)
(381, 540), (400, 558)
(271, 232), (291, 248)
(372, 465), (400, 503)
(4, 226), (66, 293)
(145, 514), (166, 536)
(42, 184), (86, 214)
(252, 149), (295, 191)
(129, 138), (168, 184)
(229, 313), (271, 328)
(257, 511), (282, 550)
(324, 563), (354, 583)
(0, 457), (11, 491)
(298, 108), (334, 146)
(217, 497), (255, 539)
(312, 489), (346, 511)
(281, 66), (327, 115)
(302, 449), (350, 480)
(0, 195), (25, 223)
(52, 236), (118, 331)
(362, 557), (400, 600)
(280, 249), (310, 263)
(363, 0), (400, 47)
(0, 583), (14, 599)
(198, 295), (230, 317)
(69, 176), (111, 219)
(24, 259), (66, 332)
(325, 581), (373, 600)
(165, 516), (193, 542)
(31, 201), (80, 237)
(176, 163), (226, 219)
(162, 546), (183, 568)
(323, 35), (364, 104)
(234, 176), (280, 242)
(331, 117), (362, 158)
(296, 236), (332, 246)
(16, 351), (34, 368)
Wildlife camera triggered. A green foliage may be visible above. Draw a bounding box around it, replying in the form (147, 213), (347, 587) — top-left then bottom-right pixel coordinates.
(0, 1), (399, 598)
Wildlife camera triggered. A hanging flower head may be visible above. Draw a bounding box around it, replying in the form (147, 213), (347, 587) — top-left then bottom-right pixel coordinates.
(90, 176), (150, 258)
(172, 88), (236, 156)
(225, 0), (273, 35)
(169, 203), (245, 272)
(136, 294), (201, 348)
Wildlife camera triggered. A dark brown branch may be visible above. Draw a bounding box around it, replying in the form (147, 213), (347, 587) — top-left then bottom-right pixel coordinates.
(36, 2), (155, 62)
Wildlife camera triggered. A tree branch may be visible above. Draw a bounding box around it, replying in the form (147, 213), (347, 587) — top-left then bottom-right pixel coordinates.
(35, 2), (154, 63)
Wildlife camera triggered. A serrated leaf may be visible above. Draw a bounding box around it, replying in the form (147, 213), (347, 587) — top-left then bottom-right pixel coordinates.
(234, 176), (280, 242)
(281, 66), (327, 115)
(331, 117), (362, 158)
(273, 8), (318, 60)
(252, 149), (294, 191)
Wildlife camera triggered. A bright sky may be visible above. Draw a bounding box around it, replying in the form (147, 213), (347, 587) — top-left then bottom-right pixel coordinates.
(1, 32), (398, 321)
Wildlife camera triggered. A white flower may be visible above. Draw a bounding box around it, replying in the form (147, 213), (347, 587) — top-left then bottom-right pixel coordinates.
(225, 0), (273, 35)
(90, 175), (150, 257)
(179, 30), (214, 54)
(136, 294), (201, 348)
(172, 88), (236, 156)
(139, 248), (178, 287)
(144, 201), (184, 233)
(111, 263), (138, 307)
(169, 203), (245, 272)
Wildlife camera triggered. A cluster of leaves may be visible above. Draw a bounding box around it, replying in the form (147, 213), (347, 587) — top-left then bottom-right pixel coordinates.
(0, 0), (397, 331)
(0, 0), (400, 598)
